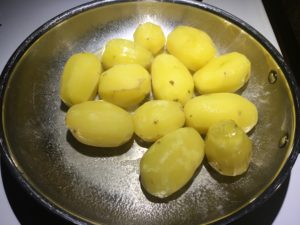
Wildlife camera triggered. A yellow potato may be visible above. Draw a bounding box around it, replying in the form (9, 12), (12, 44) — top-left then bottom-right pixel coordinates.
(98, 64), (151, 109)
(184, 93), (258, 134)
(167, 26), (216, 71)
(205, 120), (252, 176)
(133, 100), (185, 142)
(140, 127), (204, 198)
(151, 54), (194, 105)
(194, 52), (251, 94)
(66, 100), (134, 147)
(101, 39), (153, 69)
(133, 22), (166, 55)
(60, 53), (102, 106)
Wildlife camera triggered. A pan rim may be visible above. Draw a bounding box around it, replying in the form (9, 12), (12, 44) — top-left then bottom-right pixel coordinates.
(0, 0), (299, 225)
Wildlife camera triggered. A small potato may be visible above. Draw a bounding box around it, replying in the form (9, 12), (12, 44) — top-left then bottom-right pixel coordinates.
(60, 53), (102, 106)
(151, 54), (194, 105)
(98, 64), (151, 109)
(133, 22), (166, 55)
(101, 39), (153, 69)
(184, 93), (258, 134)
(133, 100), (185, 142)
(205, 120), (252, 176)
(194, 52), (251, 94)
(167, 26), (216, 71)
(66, 100), (134, 147)
(140, 127), (204, 198)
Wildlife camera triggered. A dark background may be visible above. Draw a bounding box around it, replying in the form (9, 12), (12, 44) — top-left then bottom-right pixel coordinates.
(263, 0), (300, 85)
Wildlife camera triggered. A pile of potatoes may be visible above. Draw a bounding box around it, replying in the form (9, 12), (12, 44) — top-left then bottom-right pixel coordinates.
(60, 22), (258, 198)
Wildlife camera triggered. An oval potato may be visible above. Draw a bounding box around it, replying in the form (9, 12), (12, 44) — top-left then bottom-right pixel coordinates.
(151, 54), (194, 105)
(167, 26), (216, 71)
(140, 127), (204, 198)
(66, 100), (134, 147)
(184, 93), (258, 134)
(98, 64), (151, 109)
(194, 52), (251, 94)
(101, 39), (153, 69)
(60, 53), (102, 106)
(133, 100), (185, 142)
(134, 22), (166, 55)
(205, 120), (252, 176)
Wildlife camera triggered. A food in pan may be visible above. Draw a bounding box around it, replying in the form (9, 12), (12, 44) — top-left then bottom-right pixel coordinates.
(65, 100), (134, 147)
(133, 22), (166, 55)
(166, 25), (216, 71)
(60, 53), (102, 106)
(193, 52), (251, 94)
(101, 38), (153, 69)
(151, 53), (194, 105)
(205, 120), (252, 176)
(60, 22), (258, 198)
(184, 93), (258, 134)
(133, 100), (185, 142)
(140, 127), (205, 198)
(98, 64), (151, 109)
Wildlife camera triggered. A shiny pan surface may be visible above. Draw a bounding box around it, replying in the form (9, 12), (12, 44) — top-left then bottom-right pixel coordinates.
(0, 0), (299, 224)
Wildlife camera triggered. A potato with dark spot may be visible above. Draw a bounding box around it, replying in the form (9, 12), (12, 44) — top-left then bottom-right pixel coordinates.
(140, 127), (204, 198)
(184, 93), (258, 134)
(151, 54), (194, 105)
(193, 52), (251, 94)
(133, 100), (185, 142)
(134, 22), (165, 55)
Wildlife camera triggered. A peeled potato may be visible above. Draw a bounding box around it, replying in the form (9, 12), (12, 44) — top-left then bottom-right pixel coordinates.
(101, 39), (153, 69)
(60, 53), (102, 106)
(184, 93), (258, 134)
(66, 100), (134, 147)
(194, 52), (251, 94)
(151, 54), (194, 105)
(133, 100), (185, 142)
(98, 64), (151, 109)
(205, 120), (252, 176)
(140, 127), (204, 198)
(134, 22), (166, 55)
(167, 26), (216, 71)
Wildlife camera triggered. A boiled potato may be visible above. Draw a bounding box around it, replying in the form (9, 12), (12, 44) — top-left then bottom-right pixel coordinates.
(133, 22), (166, 55)
(66, 100), (134, 147)
(133, 100), (185, 142)
(167, 26), (216, 71)
(60, 53), (102, 106)
(151, 54), (194, 105)
(205, 120), (252, 176)
(140, 127), (204, 198)
(101, 39), (153, 69)
(184, 93), (258, 134)
(98, 64), (151, 109)
(194, 52), (251, 94)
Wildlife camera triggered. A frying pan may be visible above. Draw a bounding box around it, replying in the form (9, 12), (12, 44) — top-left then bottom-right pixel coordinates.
(0, 0), (300, 224)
